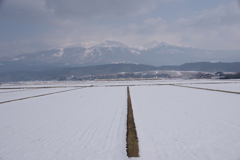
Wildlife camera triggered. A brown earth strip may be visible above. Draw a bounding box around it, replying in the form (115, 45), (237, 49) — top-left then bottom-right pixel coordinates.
(174, 85), (240, 95)
(126, 86), (139, 157)
(0, 88), (84, 105)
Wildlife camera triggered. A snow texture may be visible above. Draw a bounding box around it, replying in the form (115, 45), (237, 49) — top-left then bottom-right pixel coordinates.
(181, 83), (240, 92)
(130, 85), (240, 160)
(1, 80), (240, 160)
(0, 89), (26, 93)
(0, 87), (128, 160)
(0, 88), (75, 102)
(1, 79), (239, 88)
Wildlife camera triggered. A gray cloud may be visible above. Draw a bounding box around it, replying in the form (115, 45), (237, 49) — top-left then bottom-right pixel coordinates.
(171, 1), (240, 49)
(44, 0), (182, 19)
(0, 0), (56, 24)
(113, 1), (240, 49)
(176, 2), (240, 29)
(1, 0), (180, 23)
(44, 0), (160, 19)
(0, 0), (239, 57)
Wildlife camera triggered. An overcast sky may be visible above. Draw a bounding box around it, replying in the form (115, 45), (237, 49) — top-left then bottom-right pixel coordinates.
(0, 0), (240, 57)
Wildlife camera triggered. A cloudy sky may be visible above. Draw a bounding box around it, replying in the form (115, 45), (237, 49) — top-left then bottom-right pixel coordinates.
(0, 0), (240, 57)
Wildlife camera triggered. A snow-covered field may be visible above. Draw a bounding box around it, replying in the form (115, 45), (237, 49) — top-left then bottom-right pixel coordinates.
(0, 87), (128, 160)
(130, 85), (240, 160)
(1, 80), (240, 160)
(0, 88), (76, 103)
(0, 89), (26, 93)
(180, 83), (240, 93)
(1, 79), (240, 88)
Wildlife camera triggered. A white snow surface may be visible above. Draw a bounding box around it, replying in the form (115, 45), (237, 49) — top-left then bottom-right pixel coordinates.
(0, 87), (128, 160)
(130, 85), (240, 160)
(0, 88), (75, 102)
(1, 79), (240, 88)
(181, 83), (240, 92)
(0, 89), (26, 93)
(1, 80), (240, 160)
(53, 48), (64, 57)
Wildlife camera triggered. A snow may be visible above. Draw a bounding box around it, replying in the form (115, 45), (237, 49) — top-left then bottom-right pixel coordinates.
(0, 89), (26, 93)
(130, 49), (141, 55)
(143, 41), (174, 50)
(1, 80), (240, 160)
(0, 88), (75, 102)
(1, 79), (239, 88)
(97, 41), (129, 48)
(83, 47), (94, 57)
(53, 48), (64, 57)
(130, 85), (240, 160)
(0, 87), (128, 160)
(181, 83), (240, 93)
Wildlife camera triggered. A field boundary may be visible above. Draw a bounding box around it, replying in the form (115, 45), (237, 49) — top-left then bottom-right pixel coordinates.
(126, 86), (139, 157)
(174, 85), (240, 95)
(0, 87), (84, 105)
(0, 86), (87, 90)
(0, 89), (36, 94)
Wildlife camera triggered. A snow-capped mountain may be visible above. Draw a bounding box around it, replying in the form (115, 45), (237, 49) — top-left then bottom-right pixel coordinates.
(96, 41), (129, 48)
(0, 40), (240, 72)
(143, 41), (175, 50)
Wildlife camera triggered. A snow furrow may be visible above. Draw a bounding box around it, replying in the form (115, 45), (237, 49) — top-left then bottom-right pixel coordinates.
(0, 87), (128, 160)
(130, 85), (240, 160)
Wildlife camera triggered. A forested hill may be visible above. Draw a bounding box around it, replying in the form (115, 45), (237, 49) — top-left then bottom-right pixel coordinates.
(0, 62), (239, 82)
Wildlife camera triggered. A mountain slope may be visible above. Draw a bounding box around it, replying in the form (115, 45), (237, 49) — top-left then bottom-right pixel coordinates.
(0, 41), (240, 72)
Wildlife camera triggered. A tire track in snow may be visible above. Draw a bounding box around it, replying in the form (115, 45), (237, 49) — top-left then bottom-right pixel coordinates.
(130, 85), (240, 160)
(0, 87), (128, 160)
(130, 86), (171, 159)
(0, 89), (88, 155)
(10, 89), (101, 151)
(63, 87), (127, 159)
(76, 90), (120, 148)
(38, 87), (127, 159)
(101, 88), (127, 153)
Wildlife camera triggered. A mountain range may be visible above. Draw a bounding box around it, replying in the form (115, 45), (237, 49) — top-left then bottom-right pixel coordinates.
(0, 41), (240, 72)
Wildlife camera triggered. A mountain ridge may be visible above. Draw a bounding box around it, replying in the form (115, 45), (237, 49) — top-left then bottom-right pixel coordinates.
(0, 41), (240, 73)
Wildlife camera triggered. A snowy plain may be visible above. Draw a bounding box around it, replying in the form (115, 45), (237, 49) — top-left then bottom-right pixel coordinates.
(0, 89), (26, 93)
(1, 79), (240, 160)
(0, 87), (128, 160)
(1, 79), (240, 88)
(130, 85), (240, 160)
(0, 88), (76, 103)
(180, 83), (240, 93)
